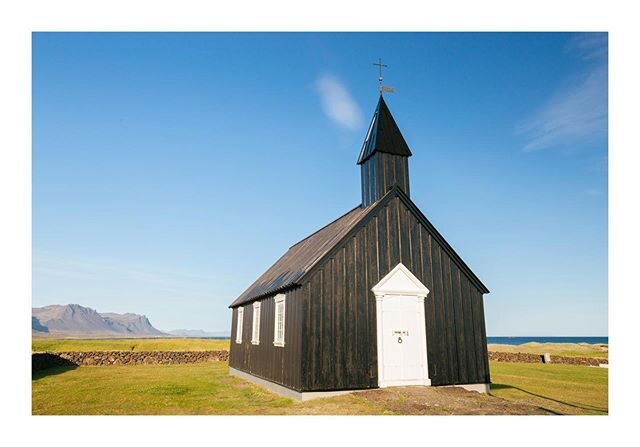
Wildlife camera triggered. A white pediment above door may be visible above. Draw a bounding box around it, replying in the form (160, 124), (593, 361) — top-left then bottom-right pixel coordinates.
(371, 263), (430, 298)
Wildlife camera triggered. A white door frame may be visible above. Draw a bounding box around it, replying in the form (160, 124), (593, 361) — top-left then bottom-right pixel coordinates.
(373, 263), (431, 388)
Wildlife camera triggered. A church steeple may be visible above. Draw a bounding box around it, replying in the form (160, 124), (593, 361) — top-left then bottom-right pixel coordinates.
(358, 95), (412, 207)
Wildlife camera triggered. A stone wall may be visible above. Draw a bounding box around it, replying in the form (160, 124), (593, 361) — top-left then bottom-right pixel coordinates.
(33, 349), (607, 373)
(488, 351), (607, 366)
(32, 350), (229, 372)
(488, 352), (543, 363)
(550, 355), (608, 366)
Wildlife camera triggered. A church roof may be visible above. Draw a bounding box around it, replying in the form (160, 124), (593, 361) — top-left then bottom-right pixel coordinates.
(229, 205), (372, 307)
(229, 187), (489, 308)
(357, 95), (412, 164)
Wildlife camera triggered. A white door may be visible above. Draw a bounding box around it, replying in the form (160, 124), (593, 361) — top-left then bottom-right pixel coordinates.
(380, 294), (428, 386)
(372, 263), (430, 388)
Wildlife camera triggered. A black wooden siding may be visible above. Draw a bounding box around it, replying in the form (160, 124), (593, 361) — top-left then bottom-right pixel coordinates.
(229, 286), (305, 391)
(361, 152), (410, 207)
(301, 194), (490, 390)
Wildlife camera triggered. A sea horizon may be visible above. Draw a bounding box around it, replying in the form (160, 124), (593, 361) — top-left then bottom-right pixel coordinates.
(486, 336), (608, 345)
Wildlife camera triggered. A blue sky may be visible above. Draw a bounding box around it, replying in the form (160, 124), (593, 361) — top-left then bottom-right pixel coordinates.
(32, 32), (607, 335)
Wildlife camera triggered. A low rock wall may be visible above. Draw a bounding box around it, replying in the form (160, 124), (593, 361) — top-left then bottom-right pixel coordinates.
(488, 352), (542, 363)
(33, 350), (607, 373)
(550, 355), (607, 366)
(32, 350), (229, 372)
(488, 351), (607, 366)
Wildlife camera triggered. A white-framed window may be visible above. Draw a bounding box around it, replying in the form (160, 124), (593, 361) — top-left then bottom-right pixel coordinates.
(273, 294), (286, 347)
(235, 307), (244, 344)
(251, 301), (261, 345)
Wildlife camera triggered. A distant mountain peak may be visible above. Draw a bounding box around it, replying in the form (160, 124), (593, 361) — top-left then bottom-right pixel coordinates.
(32, 304), (167, 338)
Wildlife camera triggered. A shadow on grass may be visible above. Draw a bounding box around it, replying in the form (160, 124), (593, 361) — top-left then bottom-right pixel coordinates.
(491, 383), (607, 414)
(32, 365), (78, 381)
(32, 353), (78, 380)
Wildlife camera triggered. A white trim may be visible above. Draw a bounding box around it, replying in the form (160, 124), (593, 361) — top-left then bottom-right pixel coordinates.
(373, 263), (431, 388)
(273, 293), (286, 347)
(375, 295), (384, 385)
(251, 301), (261, 345)
(372, 262), (430, 298)
(235, 307), (244, 344)
(417, 294), (431, 386)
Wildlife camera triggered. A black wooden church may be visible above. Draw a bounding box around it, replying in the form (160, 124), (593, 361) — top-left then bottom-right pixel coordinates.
(229, 95), (490, 399)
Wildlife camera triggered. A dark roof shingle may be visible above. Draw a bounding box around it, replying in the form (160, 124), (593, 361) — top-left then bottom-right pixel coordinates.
(229, 205), (369, 307)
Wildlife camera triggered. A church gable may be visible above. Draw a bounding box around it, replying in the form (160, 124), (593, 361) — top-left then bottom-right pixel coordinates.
(299, 186), (488, 296)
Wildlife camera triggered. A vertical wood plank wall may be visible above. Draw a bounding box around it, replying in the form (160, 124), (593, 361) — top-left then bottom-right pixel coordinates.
(229, 286), (304, 391)
(361, 152), (410, 207)
(302, 195), (490, 390)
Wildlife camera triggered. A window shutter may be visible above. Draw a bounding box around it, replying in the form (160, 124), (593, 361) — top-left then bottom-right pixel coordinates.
(273, 294), (286, 346)
(236, 307), (244, 344)
(252, 302), (261, 345)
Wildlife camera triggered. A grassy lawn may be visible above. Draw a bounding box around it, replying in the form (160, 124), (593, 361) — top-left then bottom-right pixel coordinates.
(489, 361), (608, 415)
(32, 362), (390, 415)
(488, 342), (608, 359)
(32, 360), (607, 415)
(32, 338), (230, 352)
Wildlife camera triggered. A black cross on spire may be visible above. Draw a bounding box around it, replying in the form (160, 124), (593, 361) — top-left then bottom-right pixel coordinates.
(372, 58), (388, 94)
(373, 58), (394, 95)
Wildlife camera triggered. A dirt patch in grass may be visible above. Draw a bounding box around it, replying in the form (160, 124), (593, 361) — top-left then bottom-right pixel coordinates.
(353, 386), (551, 415)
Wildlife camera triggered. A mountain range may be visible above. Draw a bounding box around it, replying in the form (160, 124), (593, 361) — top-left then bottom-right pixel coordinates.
(32, 304), (229, 338)
(32, 304), (166, 338)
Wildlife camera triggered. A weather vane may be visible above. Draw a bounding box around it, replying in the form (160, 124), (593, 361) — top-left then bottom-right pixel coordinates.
(373, 58), (395, 94)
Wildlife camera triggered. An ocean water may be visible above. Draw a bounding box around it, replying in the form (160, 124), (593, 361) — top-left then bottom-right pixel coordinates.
(487, 336), (608, 345)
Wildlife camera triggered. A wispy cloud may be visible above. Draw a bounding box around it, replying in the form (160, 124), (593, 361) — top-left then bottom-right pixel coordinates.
(517, 33), (608, 153)
(33, 251), (212, 289)
(315, 74), (362, 130)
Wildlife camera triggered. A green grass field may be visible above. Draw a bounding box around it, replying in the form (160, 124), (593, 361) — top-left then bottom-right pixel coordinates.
(489, 362), (608, 415)
(488, 342), (608, 359)
(32, 338), (230, 352)
(32, 360), (608, 415)
(32, 362), (389, 415)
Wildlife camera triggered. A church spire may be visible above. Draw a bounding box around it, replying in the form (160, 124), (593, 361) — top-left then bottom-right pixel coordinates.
(358, 96), (413, 207)
(357, 95), (412, 164)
